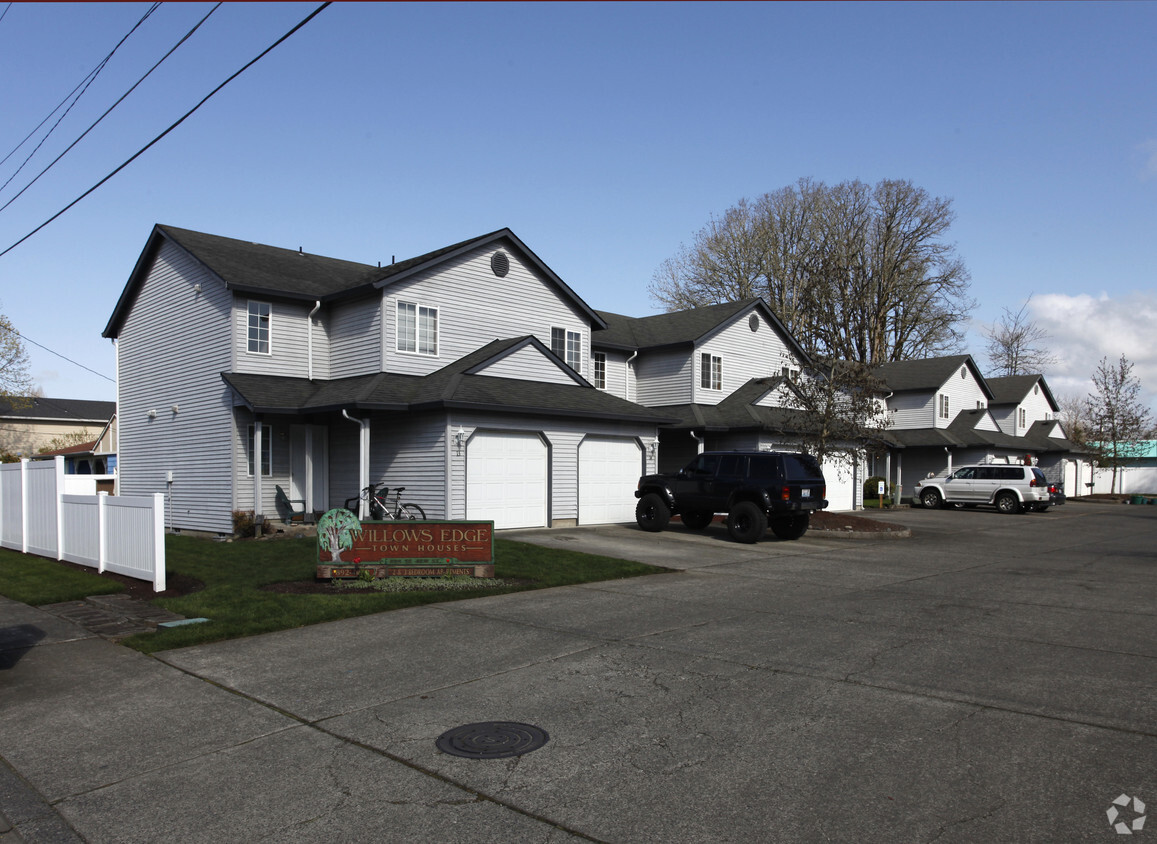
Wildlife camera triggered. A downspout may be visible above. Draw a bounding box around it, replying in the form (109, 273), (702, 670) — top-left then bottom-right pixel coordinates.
(944, 446), (952, 475)
(307, 300), (321, 381)
(691, 430), (704, 455)
(626, 350), (638, 402)
(342, 409), (369, 519)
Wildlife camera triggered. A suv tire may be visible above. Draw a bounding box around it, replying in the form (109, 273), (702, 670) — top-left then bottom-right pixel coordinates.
(771, 514), (809, 541)
(995, 492), (1021, 514)
(727, 501), (767, 544)
(635, 493), (671, 532)
(680, 510), (714, 530)
(920, 488), (943, 510)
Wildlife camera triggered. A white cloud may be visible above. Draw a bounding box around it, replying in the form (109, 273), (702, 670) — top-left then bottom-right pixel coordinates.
(1028, 292), (1157, 415)
(1141, 139), (1157, 181)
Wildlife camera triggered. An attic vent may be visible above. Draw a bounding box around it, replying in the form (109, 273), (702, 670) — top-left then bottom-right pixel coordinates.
(491, 251), (510, 278)
(961, 366), (967, 379)
(749, 314), (759, 332)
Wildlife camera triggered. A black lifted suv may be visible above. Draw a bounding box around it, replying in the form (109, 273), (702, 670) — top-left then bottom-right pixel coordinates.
(634, 450), (828, 543)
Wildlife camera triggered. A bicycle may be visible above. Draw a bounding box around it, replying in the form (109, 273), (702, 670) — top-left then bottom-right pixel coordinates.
(346, 483), (426, 520)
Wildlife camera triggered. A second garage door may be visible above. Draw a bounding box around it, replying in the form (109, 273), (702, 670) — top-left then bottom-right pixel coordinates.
(579, 437), (643, 524)
(466, 431), (548, 529)
(821, 456), (857, 512)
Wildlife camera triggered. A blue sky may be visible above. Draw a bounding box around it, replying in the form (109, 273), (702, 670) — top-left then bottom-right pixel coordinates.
(1, 1), (1154, 414)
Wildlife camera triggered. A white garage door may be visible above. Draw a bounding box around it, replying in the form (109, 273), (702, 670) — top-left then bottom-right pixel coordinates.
(821, 456), (856, 512)
(467, 431), (548, 529)
(579, 437), (643, 524)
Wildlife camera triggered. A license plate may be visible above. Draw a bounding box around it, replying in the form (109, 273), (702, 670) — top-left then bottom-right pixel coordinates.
(801, 489), (811, 498)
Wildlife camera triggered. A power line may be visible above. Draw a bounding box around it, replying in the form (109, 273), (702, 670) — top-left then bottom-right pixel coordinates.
(6, 328), (115, 383)
(0, 3), (222, 216)
(0, 1), (331, 260)
(0, 4), (161, 186)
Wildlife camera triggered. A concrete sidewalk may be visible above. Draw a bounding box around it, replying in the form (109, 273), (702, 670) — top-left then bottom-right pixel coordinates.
(2, 507), (1154, 842)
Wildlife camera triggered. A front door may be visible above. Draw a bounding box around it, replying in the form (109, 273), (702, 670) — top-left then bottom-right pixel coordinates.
(290, 425), (328, 516)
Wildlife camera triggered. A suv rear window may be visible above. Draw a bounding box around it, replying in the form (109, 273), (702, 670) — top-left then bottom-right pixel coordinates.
(782, 454), (822, 481)
(717, 454), (746, 477)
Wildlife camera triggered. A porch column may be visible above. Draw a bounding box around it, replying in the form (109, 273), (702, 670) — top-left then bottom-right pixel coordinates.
(343, 409), (370, 520)
(254, 415), (264, 524)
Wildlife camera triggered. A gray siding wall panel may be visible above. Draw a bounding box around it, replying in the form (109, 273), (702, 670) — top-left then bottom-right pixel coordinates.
(635, 351), (692, 406)
(116, 240), (235, 534)
(383, 244), (590, 379)
(694, 314), (797, 405)
(329, 297), (381, 378)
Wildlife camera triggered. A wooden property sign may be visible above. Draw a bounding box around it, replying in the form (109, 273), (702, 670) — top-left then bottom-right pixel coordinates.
(316, 510), (495, 579)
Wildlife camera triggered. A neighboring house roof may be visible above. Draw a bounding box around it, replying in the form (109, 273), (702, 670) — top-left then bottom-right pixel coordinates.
(223, 338), (676, 424)
(873, 355), (994, 400)
(1022, 419), (1084, 455)
(33, 440), (99, 458)
(0, 396), (115, 423)
(946, 409), (1032, 451)
(985, 374), (1059, 411)
(593, 299), (810, 364)
(104, 225), (607, 338)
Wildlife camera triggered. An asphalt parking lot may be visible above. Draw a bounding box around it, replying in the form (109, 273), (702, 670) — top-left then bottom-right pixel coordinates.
(1, 502), (1154, 842)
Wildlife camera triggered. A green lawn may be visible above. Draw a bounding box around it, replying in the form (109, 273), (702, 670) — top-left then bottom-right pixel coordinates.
(0, 534), (671, 654)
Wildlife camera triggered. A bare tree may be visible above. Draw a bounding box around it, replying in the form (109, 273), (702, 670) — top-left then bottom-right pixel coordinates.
(650, 178), (975, 364)
(1, 309), (35, 405)
(981, 298), (1057, 377)
(1085, 354), (1152, 493)
(780, 357), (892, 469)
(1055, 391), (1094, 445)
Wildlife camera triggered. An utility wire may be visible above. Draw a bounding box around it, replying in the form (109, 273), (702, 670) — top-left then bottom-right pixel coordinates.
(5, 327), (115, 383)
(0, 2), (330, 260)
(0, 3), (161, 188)
(0, 3), (221, 216)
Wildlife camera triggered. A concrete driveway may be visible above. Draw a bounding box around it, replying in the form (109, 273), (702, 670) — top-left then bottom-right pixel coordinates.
(1, 503), (1153, 842)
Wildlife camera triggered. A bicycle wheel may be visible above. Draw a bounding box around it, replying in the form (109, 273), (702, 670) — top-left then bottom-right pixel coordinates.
(400, 503), (425, 520)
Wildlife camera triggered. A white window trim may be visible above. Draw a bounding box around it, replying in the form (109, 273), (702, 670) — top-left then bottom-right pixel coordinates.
(247, 424), (272, 477)
(396, 300), (439, 357)
(701, 353), (722, 391)
(550, 326), (582, 373)
(938, 394), (950, 420)
(593, 352), (607, 390)
(247, 300), (272, 356)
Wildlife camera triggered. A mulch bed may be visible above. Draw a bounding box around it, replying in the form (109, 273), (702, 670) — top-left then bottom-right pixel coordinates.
(809, 510), (907, 533)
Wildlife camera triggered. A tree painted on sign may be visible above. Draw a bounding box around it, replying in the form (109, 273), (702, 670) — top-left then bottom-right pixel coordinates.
(318, 508), (363, 562)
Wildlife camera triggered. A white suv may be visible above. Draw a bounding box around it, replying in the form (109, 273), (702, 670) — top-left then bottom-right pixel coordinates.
(914, 463), (1051, 514)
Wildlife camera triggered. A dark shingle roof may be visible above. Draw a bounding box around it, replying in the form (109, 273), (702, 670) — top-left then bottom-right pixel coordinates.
(0, 397), (115, 422)
(874, 355), (994, 399)
(222, 338), (676, 424)
(985, 374), (1059, 411)
(593, 299), (810, 364)
(105, 225), (607, 338)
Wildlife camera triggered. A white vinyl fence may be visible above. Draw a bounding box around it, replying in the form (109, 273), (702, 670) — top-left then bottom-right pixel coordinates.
(1, 458), (165, 591)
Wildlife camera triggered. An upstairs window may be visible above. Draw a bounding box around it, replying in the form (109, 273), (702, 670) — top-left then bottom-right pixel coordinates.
(701, 353), (722, 390)
(397, 301), (438, 355)
(938, 394), (949, 419)
(1019, 407), (1027, 429)
(551, 327), (581, 372)
(593, 352), (607, 389)
(247, 301), (271, 354)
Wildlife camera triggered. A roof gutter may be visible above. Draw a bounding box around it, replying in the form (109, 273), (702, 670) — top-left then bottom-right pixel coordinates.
(308, 300), (321, 381)
(342, 409), (369, 519)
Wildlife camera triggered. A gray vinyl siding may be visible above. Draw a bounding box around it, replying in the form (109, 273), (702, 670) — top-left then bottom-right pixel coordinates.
(368, 412), (447, 520)
(230, 409), (295, 516)
(478, 346), (578, 384)
(888, 392), (935, 429)
(116, 240), (235, 534)
(596, 349), (634, 400)
(328, 297), (381, 378)
(635, 350), (693, 406)
(935, 369), (988, 428)
(382, 244), (591, 379)
(447, 412), (655, 523)
(233, 297), (313, 378)
(694, 314), (798, 405)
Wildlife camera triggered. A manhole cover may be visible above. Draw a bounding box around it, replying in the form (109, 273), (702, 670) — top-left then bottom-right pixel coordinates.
(436, 722), (549, 759)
